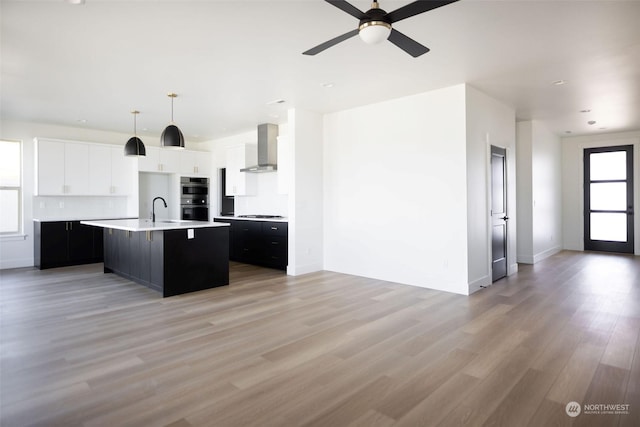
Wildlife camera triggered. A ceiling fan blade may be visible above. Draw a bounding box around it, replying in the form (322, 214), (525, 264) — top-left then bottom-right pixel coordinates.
(303, 29), (359, 56)
(387, 0), (459, 23)
(325, 0), (366, 20)
(388, 29), (430, 57)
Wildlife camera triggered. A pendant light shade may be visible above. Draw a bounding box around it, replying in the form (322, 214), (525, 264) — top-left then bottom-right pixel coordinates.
(124, 110), (146, 156)
(160, 93), (185, 149)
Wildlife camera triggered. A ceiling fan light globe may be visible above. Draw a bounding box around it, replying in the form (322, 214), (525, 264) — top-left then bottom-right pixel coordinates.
(359, 21), (391, 44)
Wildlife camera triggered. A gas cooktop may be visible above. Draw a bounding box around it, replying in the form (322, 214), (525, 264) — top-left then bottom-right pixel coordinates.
(237, 215), (284, 219)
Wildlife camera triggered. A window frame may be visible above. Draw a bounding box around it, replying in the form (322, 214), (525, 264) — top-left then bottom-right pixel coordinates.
(0, 139), (23, 236)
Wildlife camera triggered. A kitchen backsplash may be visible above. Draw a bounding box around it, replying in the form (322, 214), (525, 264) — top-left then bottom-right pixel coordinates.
(233, 172), (288, 216)
(33, 196), (131, 220)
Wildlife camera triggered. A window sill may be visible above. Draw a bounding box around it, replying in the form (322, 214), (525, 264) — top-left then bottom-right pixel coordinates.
(0, 234), (27, 242)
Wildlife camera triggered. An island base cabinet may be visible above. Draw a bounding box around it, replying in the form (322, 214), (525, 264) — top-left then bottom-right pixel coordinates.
(103, 227), (228, 297)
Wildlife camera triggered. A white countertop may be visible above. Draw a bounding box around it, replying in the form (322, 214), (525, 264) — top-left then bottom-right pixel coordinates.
(34, 217), (136, 222)
(81, 219), (230, 232)
(214, 216), (288, 223)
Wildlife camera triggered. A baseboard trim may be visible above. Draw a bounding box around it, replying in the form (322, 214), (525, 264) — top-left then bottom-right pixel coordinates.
(287, 263), (323, 276)
(468, 275), (491, 294)
(0, 257), (34, 270)
(533, 246), (562, 263)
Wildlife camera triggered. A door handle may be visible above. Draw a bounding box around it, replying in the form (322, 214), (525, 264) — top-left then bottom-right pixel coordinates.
(502, 216), (509, 221)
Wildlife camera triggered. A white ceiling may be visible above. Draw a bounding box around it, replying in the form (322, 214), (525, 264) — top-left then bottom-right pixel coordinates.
(2, 0), (639, 143)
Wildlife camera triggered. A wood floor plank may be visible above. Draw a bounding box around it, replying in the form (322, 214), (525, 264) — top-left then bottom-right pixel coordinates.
(1, 251), (639, 426)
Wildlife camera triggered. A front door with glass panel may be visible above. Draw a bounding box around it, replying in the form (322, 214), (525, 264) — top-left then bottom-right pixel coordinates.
(584, 145), (634, 253)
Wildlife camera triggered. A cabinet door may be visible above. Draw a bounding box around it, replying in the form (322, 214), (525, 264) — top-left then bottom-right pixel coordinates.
(180, 150), (197, 175)
(40, 221), (69, 267)
(64, 142), (90, 195)
(233, 221), (262, 263)
(35, 139), (65, 195)
(195, 152), (211, 176)
(111, 146), (137, 195)
(225, 145), (256, 196)
(181, 150), (212, 177)
(138, 146), (160, 172)
(103, 228), (118, 271)
(159, 149), (179, 173)
(89, 145), (112, 195)
(68, 221), (94, 264)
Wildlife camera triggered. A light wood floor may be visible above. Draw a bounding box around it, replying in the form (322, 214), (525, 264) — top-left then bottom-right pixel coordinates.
(1, 251), (639, 426)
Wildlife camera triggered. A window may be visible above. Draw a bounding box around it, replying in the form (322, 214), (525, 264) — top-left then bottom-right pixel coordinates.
(0, 140), (22, 235)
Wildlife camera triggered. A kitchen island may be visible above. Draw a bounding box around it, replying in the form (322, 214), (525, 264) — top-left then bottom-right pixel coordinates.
(81, 219), (229, 297)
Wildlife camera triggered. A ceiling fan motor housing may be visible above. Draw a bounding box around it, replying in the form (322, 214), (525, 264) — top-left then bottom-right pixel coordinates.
(359, 7), (391, 30)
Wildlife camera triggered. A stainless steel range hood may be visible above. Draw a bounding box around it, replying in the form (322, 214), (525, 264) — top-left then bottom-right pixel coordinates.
(240, 123), (279, 173)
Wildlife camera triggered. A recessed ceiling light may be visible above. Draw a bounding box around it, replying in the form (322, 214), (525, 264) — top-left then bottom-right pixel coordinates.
(552, 80), (567, 86)
(580, 109), (591, 113)
(588, 120), (596, 125)
(266, 99), (285, 105)
(66, 0), (85, 5)
(321, 82), (335, 88)
(599, 127), (607, 130)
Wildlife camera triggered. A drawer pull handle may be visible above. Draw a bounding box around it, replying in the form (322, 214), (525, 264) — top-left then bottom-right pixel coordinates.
(271, 227), (278, 230)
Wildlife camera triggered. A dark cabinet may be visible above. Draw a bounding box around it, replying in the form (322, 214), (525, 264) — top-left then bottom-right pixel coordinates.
(34, 220), (103, 269)
(215, 219), (288, 270)
(103, 229), (163, 293)
(102, 227), (228, 297)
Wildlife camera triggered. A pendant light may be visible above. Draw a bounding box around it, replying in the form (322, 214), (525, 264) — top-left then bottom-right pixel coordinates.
(124, 110), (146, 156)
(160, 92), (185, 149)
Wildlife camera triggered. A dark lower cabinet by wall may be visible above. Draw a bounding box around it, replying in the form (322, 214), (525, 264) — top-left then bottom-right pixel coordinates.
(214, 219), (288, 270)
(34, 220), (103, 269)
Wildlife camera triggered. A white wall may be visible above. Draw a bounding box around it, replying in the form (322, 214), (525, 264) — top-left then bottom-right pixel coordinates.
(288, 109), (323, 275)
(465, 86), (517, 292)
(516, 120), (563, 263)
(562, 131), (640, 254)
(323, 85), (469, 295)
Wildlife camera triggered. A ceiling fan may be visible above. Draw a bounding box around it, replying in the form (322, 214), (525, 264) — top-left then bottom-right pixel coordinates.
(303, 0), (459, 57)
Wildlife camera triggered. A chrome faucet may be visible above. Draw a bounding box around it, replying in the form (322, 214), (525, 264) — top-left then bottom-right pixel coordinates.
(152, 197), (167, 222)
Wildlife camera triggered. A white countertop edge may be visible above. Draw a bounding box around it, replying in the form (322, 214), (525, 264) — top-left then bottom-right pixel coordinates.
(214, 216), (288, 223)
(34, 217), (137, 222)
(81, 219), (230, 232)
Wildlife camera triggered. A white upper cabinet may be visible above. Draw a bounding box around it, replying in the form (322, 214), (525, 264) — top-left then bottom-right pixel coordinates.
(110, 147), (137, 195)
(35, 139), (89, 195)
(88, 145), (112, 195)
(180, 150), (211, 177)
(88, 145), (137, 195)
(138, 146), (180, 173)
(36, 138), (137, 196)
(225, 144), (256, 196)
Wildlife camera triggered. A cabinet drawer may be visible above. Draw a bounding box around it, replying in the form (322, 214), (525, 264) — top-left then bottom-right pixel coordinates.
(262, 222), (287, 237)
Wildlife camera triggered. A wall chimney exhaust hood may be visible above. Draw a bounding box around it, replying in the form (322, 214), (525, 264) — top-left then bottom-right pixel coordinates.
(241, 123), (279, 173)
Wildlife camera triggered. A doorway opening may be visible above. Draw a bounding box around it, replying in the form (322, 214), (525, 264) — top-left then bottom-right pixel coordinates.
(583, 145), (634, 253)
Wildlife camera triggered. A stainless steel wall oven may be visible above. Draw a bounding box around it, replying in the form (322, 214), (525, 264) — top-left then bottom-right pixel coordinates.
(181, 177), (209, 221)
